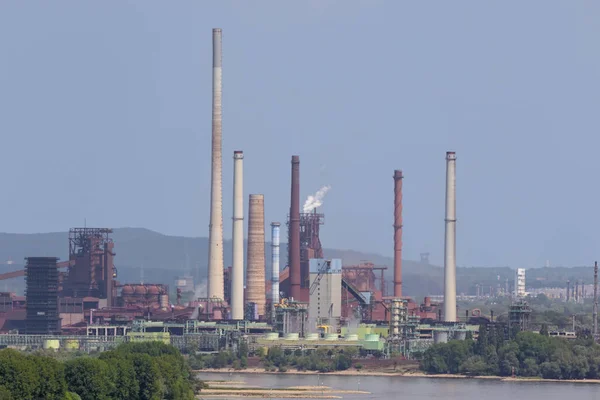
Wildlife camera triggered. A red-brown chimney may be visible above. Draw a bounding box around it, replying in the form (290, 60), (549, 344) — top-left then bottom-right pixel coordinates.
(290, 156), (301, 299)
(393, 170), (403, 298)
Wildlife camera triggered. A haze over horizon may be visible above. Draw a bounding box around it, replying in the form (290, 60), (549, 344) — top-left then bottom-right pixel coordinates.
(1, 1), (599, 268)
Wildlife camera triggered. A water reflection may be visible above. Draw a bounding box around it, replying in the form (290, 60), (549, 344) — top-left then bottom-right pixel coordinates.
(199, 372), (600, 400)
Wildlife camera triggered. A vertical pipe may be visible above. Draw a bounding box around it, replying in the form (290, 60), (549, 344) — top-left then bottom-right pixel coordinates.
(105, 242), (114, 308)
(271, 223), (281, 306)
(290, 156), (301, 299)
(443, 151), (457, 322)
(393, 170), (403, 298)
(231, 151), (244, 319)
(594, 261), (598, 337)
(247, 194), (266, 316)
(207, 28), (224, 300)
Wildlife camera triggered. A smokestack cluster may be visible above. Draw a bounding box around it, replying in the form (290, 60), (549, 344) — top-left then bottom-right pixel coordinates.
(443, 151), (457, 322)
(271, 223), (281, 306)
(393, 170), (403, 298)
(207, 28), (224, 300)
(247, 194), (266, 316)
(230, 151), (244, 319)
(289, 156), (301, 300)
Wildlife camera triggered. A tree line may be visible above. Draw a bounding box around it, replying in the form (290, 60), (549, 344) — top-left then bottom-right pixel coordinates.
(422, 325), (600, 379)
(0, 342), (199, 400)
(187, 343), (360, 373)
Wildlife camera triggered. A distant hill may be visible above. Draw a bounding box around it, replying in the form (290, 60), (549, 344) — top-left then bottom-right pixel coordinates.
(0, 228), (440, 297)
(1, 228), (591, 299)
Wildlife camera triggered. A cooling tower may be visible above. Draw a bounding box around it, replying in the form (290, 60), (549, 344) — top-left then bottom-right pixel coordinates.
(289, 156), (301, 300)
(271, 222), (281, 306)
(231, 151), (244, 320)
(247, 194), (266, 316)
(443, 151), (457, 322)
(393, 170), (403, 298)
(207, 28), (224, 300)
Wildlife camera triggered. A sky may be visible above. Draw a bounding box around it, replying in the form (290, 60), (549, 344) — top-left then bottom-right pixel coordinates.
(0, 1), (599, 268)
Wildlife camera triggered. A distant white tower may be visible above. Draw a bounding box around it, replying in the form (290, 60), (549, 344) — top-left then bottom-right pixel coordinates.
(514, 268), (526, 298)
(443, 151), (457, 322)
(271, 222), (281, 306)
(231, 151), (244, 319)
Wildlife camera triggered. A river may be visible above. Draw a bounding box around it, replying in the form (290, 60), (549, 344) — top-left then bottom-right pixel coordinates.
(199, 372), (600, 399)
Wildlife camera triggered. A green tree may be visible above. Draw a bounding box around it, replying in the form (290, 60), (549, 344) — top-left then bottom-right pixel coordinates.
(154, 354), (195, 400)
(475, 325), (488, 355)
(460, 356), (487, 376)
(65, 358), (113, 400)
(540, 361), (561, 379)
(29, 355), (67, 400)
(99, 355), (139, 400)
(498, 342), (519, 376)
(334, 354), (351, 371)
(0, 349), (40, 399)
(0, 386), (11, 400)
(521, 357), (540, 377)
(129, 353), (163, 400)
(237, 341), (249, 359)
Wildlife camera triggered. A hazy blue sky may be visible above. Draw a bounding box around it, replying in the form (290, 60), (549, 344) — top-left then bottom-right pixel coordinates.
(0, 1), (598, 268)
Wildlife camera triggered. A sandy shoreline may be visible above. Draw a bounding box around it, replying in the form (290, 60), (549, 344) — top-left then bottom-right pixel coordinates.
(195, 368), (600, 384)
(198, 382), (369, 399)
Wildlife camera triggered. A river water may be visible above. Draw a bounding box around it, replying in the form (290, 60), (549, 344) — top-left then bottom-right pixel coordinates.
(200, 372), (600, 400)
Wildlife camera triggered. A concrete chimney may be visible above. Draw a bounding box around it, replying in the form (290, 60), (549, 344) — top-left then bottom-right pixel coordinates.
(393, 170), (403, 298)
(231, 151), (244, 319)
(247, 194), (266, 316)
(443, 151), (457, 322)
(207, 28), (224, 300)
(271, 222), (281, 306)
(289, 156), (301, 300)
(594, 261), (598, 337)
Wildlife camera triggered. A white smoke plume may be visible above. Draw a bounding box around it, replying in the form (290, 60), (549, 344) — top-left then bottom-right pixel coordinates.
(194, 279), (208, 300)
(190, 279), (208, 320)
(303, 185), (331, 213)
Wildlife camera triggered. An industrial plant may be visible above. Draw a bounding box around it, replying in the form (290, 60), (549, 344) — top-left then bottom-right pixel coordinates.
(0, 28), (597, 359)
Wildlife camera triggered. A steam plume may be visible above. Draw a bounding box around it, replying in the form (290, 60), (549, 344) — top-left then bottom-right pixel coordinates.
(194, 279), (208, 300)
(303, 185), (331, 213)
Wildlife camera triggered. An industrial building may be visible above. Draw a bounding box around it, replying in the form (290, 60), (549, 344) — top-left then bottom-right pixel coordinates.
(25, 257), (60, 335)
(2, 29), (579, 361)
(308, 259), (342, 333)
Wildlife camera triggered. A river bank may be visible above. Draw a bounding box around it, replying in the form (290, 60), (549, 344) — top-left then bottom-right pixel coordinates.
(195, 368), (600, 384)
(199, 380), (369, 398)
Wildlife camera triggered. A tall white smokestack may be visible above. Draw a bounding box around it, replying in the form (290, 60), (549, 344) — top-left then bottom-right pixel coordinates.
(207, 28), (224, 299)
(271, 222), (281, 307)
(231, 151), (244, 319)
(443, 151), (457, 322)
